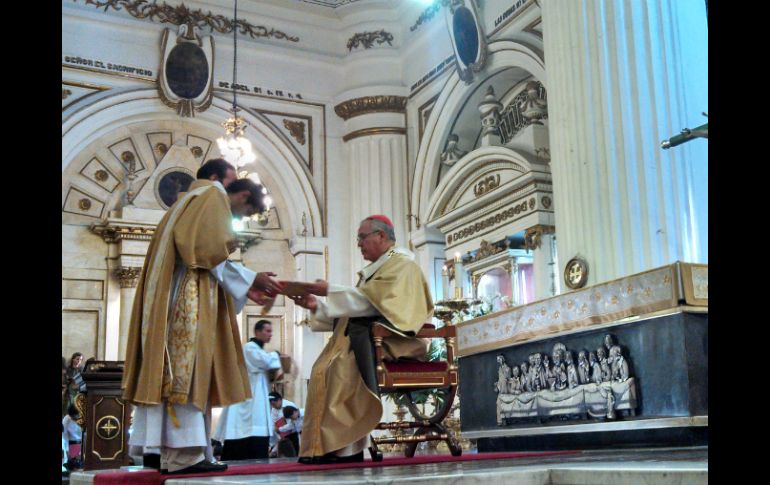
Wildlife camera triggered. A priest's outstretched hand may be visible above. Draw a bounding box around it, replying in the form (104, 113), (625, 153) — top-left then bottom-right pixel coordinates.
(252, 272), (283, 296)
(279, 279), (328, 297)
(289, 293), (318, 312)
(247, 287), (273, 305)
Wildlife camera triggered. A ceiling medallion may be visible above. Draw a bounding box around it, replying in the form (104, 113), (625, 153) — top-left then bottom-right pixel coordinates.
(564, 257), (589, 290)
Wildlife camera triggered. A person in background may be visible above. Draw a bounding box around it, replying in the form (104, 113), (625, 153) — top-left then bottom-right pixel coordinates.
(62, 357), (69, 418)
(275, 405), (302, 456)
(65, 353), (86, 412)
(268, 391), (299, 455)
(62, 423), (69, 475)
(213, 320), (283, 460)
(62, 405), (83, 464)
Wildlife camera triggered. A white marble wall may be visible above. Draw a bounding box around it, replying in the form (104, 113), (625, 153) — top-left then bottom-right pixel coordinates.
(62, 225), (110, 360)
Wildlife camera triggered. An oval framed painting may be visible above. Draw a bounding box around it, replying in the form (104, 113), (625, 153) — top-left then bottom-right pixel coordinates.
(154, 168), (195, 209)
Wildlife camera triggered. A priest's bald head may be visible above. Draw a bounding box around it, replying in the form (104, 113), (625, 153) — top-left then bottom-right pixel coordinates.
(357, 215), (396, 262)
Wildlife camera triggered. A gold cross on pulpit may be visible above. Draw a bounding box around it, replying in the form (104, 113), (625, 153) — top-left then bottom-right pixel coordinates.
(100, 419), (118, 437)
(96, 415), (121, 440)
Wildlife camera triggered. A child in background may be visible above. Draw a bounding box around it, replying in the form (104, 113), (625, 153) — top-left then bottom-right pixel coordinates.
(275, 405), (302, 456)
(62, 405), (83, 461)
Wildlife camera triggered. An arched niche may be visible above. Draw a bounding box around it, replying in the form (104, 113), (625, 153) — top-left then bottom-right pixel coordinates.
(426, 146), (555, 304)
(62, 88), (322, 236)
(412, 40), (546, 226)
(61, 88), (323, 366)
(426, 146), (552, 251)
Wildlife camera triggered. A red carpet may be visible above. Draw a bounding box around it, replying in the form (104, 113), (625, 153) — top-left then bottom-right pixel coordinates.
(92, 451), (580, 485)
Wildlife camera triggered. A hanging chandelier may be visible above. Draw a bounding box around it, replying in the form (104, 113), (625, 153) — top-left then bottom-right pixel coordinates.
(216, 0), (256, 167)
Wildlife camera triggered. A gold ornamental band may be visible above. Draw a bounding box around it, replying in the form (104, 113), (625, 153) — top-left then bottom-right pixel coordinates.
(334, 95), (407, 120)
(342, 127), (406, 142)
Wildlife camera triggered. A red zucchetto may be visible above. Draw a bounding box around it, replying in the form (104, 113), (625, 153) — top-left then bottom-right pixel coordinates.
(366, 214), (394, 228)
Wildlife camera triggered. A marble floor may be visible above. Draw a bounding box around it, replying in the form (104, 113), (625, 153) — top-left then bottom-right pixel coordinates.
(70, 447), (707, 485)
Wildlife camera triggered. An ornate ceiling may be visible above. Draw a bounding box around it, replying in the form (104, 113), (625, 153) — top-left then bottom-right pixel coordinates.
(296, 0), (365, 6)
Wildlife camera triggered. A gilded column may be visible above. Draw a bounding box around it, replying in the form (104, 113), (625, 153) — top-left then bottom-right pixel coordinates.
(541, 0), (708, 286)
(335, 94), (409, 270)
(114, 267), (140, 360)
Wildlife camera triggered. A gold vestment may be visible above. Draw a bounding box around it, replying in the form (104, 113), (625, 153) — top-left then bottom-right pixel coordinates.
(300, 251), (434, 457)
(122, 180), (251, 412)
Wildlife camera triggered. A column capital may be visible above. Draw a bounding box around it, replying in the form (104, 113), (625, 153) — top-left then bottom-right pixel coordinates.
(114, 266), (141, 288)
(289, 236), (328, 256)
(524, 224), (556, 250)
(410, 226), (444, 249)
(91, 219), (155, 244)
(236, 228), (262, 253)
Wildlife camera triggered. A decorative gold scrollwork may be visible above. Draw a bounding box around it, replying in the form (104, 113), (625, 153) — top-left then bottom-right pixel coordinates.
(81, 0), (299, 42)
(346, 30), (394, 51)
(74, 393), (87, 427)
(282, 119), (306, 145)
(334, 95), (407, 120)
(473, 174), (501, 198)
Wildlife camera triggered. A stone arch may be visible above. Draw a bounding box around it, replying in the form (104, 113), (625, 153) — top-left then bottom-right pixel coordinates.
(412, 40), (546, 227)
(62, 88), (323, 236)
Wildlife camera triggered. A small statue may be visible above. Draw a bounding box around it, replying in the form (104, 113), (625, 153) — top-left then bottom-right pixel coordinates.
(597, 347), (611, 383)
(533, 354), (546, 391)
(609, 345), (629, 382)
(589, 351), (602, 384)
(520, 362), (531, 392)
(528, 355), (541, 392)
(604, 334), (614, 352)
(495, 355), (511, 394)
(508, 366), (522, 395)
(543, 354), (555, 390)
(565, 351), (579, 389)
(440, 134), (468, 167)
(550, 343), (568, 391)
(577, 350), (591, 385)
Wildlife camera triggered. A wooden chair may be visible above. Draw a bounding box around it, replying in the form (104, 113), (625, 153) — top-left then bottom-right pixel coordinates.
(368, 322), (462, 461)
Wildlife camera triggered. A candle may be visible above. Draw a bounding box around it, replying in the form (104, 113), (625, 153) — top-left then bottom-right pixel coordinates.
(454, 287), (463, 299)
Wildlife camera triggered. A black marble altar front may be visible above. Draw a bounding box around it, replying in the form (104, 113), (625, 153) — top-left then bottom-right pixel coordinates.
(459, 310), (707, 449)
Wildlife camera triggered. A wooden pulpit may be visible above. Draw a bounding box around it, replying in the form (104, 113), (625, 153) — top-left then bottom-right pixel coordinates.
(76, 361), (132, 471)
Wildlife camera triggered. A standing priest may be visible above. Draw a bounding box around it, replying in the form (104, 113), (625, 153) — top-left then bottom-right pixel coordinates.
(122, 159), (282, 475)
(288, 215), (433, 464)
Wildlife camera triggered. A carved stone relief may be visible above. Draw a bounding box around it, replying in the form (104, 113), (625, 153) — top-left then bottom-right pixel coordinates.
(494, 334), (637, 425)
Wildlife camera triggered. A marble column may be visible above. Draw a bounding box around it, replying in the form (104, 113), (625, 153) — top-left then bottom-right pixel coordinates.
(506, 258), (520, 306)
(335, 94), (410, 270)
(411, 226), (446, 302)
(541, 0), (708, 286)
(114, 266), (140, 361)
(289, 236), (328, 408)
(525, 225), (556, 301)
